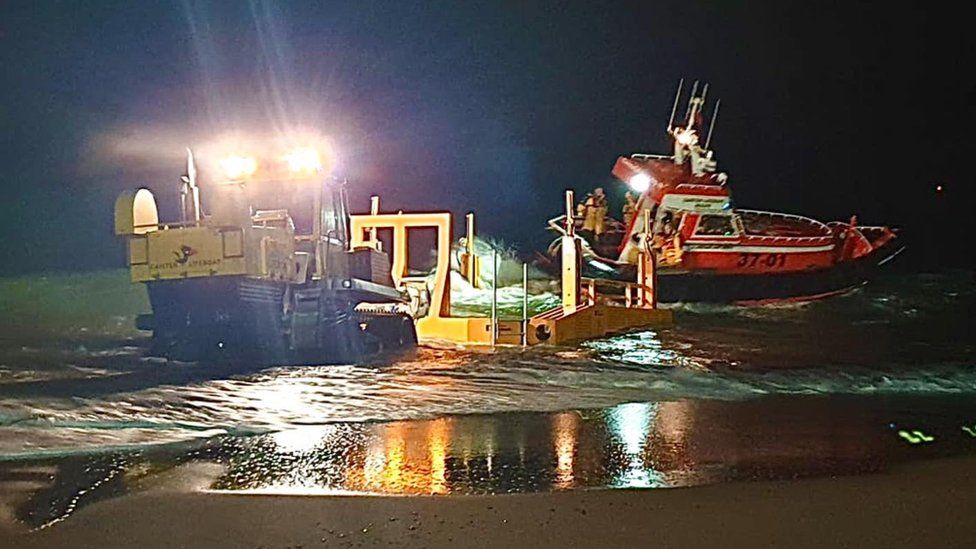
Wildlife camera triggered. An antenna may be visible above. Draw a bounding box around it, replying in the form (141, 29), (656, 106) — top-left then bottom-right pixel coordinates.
(684, 80), (700, 122)
(186, 148), (197, 187)
(700, 83), (709, 109)
(705, 99), (721, 150)
(667, 78), (684, 131)
(185, 148), (201, 221)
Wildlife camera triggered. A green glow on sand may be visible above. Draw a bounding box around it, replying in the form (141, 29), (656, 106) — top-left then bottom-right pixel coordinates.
(898, 430), (935, 444)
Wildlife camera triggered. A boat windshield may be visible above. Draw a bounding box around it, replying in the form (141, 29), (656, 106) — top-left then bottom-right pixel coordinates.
(694, 214), (737, 236)
(739, 211), (831, 237)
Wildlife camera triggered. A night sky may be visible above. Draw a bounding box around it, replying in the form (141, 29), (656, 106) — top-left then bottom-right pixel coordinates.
(1, 1), (973, 275)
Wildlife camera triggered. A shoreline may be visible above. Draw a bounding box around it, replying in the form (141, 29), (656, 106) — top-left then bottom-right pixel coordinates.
(4, 454), (976, 548)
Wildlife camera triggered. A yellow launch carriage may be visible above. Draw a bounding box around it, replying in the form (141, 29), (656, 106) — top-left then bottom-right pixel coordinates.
(114, 144), (671, 364)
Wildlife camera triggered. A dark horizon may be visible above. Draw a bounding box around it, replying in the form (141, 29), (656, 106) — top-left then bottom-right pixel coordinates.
(2, 0), (974, 276)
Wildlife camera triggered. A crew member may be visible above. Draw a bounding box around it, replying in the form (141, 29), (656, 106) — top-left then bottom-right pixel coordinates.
(659, 212), (675, 237)
(579, 187), (608, 238)
(622, 191), (638, 227)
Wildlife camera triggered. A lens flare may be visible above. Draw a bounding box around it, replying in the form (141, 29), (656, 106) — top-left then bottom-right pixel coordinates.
(219, 156), (258, 179)
(284, 147), (323, 173)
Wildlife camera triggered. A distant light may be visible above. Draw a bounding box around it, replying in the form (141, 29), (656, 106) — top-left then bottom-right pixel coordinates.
(219, 156), (258, 180)
(935, 184), (944, 193)
(628, 173), (652, 193)
(284, 147), (323, 174)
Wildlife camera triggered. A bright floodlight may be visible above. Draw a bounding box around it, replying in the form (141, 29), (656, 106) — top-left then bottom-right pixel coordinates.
(628, 173), (651, 193)
(219, 156), (258, 180)
(284, 147), (323, 173)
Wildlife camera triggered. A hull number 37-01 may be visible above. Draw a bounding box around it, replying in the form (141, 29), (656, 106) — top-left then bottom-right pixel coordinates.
(737, 253), (786, 268)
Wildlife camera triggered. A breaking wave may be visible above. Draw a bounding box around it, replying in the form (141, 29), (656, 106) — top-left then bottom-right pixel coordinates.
(1, 268), (974, 457)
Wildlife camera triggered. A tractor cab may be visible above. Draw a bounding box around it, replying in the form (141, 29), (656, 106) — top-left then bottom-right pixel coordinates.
(114, 146), (408, 364)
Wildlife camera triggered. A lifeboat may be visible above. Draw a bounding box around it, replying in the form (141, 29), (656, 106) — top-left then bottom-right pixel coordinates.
(547, 81), (903, 304)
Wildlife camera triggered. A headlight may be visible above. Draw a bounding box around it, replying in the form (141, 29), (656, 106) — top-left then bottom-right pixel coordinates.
(219, 156), (258, 180)
(628, 173), (651, 193)
(284, 147), (322, 173)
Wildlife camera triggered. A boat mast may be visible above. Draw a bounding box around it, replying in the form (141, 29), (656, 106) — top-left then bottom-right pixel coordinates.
(705, 99), (721, 150)
(684, 80), (700, 123)
(667, 79), (684, 132)
(699, 83), (709, 117)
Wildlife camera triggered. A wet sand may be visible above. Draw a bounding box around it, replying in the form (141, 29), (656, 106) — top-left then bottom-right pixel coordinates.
(4, 456), (976, 548)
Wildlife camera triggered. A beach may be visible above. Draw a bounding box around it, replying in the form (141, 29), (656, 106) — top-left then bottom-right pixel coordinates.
(3, 456), (975, 548)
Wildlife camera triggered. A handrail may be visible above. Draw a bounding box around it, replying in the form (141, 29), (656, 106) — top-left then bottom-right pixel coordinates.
(672, 183), (727, 193)
(135, 219), (205, 231)
(630, 153), (673, 161)
(580, 277), (655, 309)
(827, 221), (891, 231)
(736, 209), (832, 234)
(738, 234), (833, 245)
(547, 214), (569, 236)
(490, 250), (497, 347)
(581, 277), (637, 289)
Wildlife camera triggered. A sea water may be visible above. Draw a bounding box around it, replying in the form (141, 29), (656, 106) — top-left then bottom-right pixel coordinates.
(1, 268), (975, 526)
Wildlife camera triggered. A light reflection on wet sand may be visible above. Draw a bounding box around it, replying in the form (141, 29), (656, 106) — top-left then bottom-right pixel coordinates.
(206, 396), (976, 495)
(7, 395), (976, 529)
